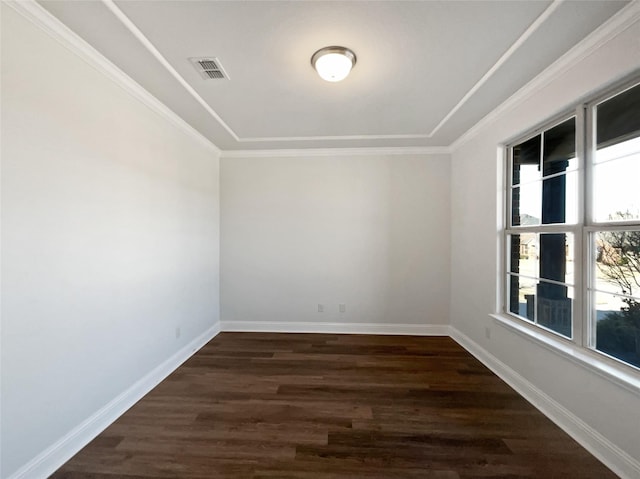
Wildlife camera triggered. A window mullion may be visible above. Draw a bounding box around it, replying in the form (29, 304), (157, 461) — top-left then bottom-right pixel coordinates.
(574, 105), (587, 347)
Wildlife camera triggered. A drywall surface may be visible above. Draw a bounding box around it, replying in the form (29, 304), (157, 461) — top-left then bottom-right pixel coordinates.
(1, 6), (220, 477)
(450, 14), (640, 471)
(221, 154), (450, 329)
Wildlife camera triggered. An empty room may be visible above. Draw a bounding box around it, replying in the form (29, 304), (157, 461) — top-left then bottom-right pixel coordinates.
(2, 1), (640, 478)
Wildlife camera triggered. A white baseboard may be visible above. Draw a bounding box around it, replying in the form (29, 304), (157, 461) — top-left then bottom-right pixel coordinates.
(11, 323), (637, 479)
(450, 327), (640, 479)
(7, 322), (221, 479)
(221, 320), (451, 336)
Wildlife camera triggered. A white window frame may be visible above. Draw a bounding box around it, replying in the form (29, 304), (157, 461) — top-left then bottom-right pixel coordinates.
(504, 111), (583, 341)
(500, 73), (640, 381)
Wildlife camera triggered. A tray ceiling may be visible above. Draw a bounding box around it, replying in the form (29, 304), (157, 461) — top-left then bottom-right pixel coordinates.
(38, 0), (630, 151)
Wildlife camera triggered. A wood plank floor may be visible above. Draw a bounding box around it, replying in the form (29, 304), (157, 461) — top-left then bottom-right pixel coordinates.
(51, 333), (618, 478)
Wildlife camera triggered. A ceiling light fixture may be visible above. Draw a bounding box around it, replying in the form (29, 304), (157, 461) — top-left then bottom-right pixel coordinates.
(311, 46), (356, 82)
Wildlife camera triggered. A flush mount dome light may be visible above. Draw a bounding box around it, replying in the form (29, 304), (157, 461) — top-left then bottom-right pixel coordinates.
(311, 46), (356, 82)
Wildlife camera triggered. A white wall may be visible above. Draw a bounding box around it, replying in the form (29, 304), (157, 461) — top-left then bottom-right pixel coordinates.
(221, 154), (450, 331)
(450, 13), (640, 476)
(1, 6), (220, 478)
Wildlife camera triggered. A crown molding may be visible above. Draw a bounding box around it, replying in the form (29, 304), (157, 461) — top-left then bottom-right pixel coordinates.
(4, 0), (221, 156)
(427, 0), (563, 138)
(101, 0), (237, 144)
(220, 146), (451, 159)
(450, 0), (640, 153)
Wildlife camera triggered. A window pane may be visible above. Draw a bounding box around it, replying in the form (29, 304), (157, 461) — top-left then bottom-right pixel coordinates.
(508, 233), (539, 276)
(594, 81), (640, 223)
(510, 120), (577, 227)
(595, 290), (629, 320)
(543, 117), (576, 176)
(512, 135), (541, 186)
(537, 281), (573, 338)
(542, 171), (577, 224)
(594, 135), (640, 164)
(595, 291), (640, 368)
(594, 230), (640, 297)
(508, 274), (519, 316)
(596, 81), (640, 150)
(508, 274), (535, 321)
(593, 137), (640, 222)
(509, 233), (573, 285)
(511, 182), (541, 226)
(510, 274), (573, 337)
(593, 230), (640, 368)
(565, 171), (578, 224)
(539, 233), (574, 285)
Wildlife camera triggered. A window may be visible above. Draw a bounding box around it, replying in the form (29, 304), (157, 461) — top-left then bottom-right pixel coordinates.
(505, 76), (640, 370)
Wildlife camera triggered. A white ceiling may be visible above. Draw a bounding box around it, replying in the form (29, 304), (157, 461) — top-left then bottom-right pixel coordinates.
(38, 0), (629, 151)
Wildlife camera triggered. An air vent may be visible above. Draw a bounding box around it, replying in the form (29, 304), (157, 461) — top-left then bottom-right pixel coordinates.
(189, 57), (229, 80)
(204, 70), (225, 79)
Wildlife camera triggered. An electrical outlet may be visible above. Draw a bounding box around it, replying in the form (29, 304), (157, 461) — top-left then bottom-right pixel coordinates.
(176, 327), (181, 339)
(339, 304), (346, 313)
(318, 304), (324, 313)
(485, 327), (491, 340)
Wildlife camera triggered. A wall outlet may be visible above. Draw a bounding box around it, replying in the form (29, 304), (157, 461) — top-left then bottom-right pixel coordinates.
(485, 327), (491, 340)
(318, 304), (324, 313)
(339, 304), (346, 313)
(176, 327), (181, 339)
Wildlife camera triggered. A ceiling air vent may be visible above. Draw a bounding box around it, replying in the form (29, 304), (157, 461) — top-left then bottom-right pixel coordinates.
(189, 57), (229, 80)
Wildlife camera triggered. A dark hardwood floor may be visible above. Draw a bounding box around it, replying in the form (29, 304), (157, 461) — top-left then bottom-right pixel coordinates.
(51, 333), (618, 478)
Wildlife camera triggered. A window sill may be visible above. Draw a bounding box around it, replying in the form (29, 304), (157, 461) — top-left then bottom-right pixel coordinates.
(490, 313), (640, 396)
